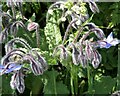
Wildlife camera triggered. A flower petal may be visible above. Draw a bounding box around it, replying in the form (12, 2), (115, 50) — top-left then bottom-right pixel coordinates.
(106, 32), (113, 43)
(109, 38), (120, 46)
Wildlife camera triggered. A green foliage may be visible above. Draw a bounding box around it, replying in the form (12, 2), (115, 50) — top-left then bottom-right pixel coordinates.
(1, 1), (120, 96)
(43, 70), (69, 95)
(94, 76), (116, 94)
(44, 9), (62, 52)
(0, 75), (13, 95)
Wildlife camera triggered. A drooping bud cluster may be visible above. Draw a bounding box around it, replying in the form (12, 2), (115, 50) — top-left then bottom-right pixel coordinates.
(47, 0), (99, 30)
(0, 38), (47, 93)
(6, 0), (23, 7)
(53, 21), (120, 69)
(51, 1), (120, 69)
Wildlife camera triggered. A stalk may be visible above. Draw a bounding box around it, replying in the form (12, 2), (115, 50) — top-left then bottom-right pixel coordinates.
(70, 63), (75, 96)
(73, 27), (83, 43)
(62, 19), (77, 44)
(117, 44), (120, 90)
(74, 66), (78, 95)
(36, 26), (40, 48)
(11, 2), (16, 20)
(87, 63), (93, 94)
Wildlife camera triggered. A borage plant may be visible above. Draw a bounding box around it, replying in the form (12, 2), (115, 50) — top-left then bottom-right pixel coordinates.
(0, 0), (47, 94)
(0, 0), (120, 95)
(47, 0), (120, 95)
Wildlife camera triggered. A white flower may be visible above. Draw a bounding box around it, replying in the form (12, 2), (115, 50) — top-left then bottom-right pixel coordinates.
(97, 32), (120, 48)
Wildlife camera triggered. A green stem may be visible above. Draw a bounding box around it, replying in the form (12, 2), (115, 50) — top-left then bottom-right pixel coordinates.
(70, 73), (74, 96)
(87, 63), (93, 94)
(117, 44), (120, 90)
(11, 2), (16, 20)
(74, 66), (78, 95)
(70, 64), (74, 96)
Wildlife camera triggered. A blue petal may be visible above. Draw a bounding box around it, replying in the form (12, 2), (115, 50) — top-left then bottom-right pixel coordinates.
(5, 65), (22, 73)
(105, 42), (112, 48)
(0, 65), (5, 72)
(0, 65), (5, 68)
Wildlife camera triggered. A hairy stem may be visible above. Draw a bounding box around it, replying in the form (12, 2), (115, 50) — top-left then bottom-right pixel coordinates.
(11, 2), (16, 20)
(117, 44), (120, 90)
(87, 63), (93, 94)
(62, 19), (78, 44)
(36, 27), (40, 48)
(73, 27), (83, 43)
(70, 63), (75, 96)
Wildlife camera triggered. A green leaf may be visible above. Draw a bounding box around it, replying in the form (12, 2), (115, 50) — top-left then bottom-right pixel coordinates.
(43, 70), (69, 95)
(0, 75), (13, 94)
(25, 74), (43, 94)
(94, 76), (116, 94)
(44, 10), (62, 52)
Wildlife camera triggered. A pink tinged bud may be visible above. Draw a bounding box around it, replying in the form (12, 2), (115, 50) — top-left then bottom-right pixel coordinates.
(27, 22), (39, 31)
(37, 55), (48, 71)
(14, 0), (23, 7)
(30, 60), (43, 75)
(85, 23), (96, 29)
(6, 0), (14, 7)
(60, 50), (68, 60)
(6, 0), (23, 7)
(79, 54), (87, 68)
(0, 32), (7, 43)
(78, 45), (87, 68)
(60, 47), (68, 60)
(10, 71), (25, 93)
(91, 50), (101, 69)
(10, 73), (17, 89)
(88, 1), (99, 13)
(72, 46), (80, 65)
(69, 43), (80, 65)
(23, 54), (45, 75)
(85, 41), (94, 61)
(91, 28), (105, 40)
(16, 72), (25, 93)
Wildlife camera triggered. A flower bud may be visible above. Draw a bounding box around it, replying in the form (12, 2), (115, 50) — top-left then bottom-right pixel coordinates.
(37, 55), (48, 71)
(69, 43), (80, 65)
(78, 46), (87, 68)
(10, 73), (17, 89)
(91, 28), (105, 40)
(24, 54), (43, 75)
(27, 22), (39, 31)
(91, 49), (101, 69)
(16, 71), (25, 93)
(30, 61), (43, 75)
(88, 1), (99, 13)
(6, 0), (23, 7)
(10, 71), (25, 93)
(85, 23), (96, 30)
(85, 41), (94, 61)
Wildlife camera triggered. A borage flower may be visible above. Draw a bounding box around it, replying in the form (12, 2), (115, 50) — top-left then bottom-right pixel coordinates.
(68, 43), (80, 65)
(91, 49), (102, 69)
(53, 45), (68, 60)
(78, 45), (87, 68)
(97, 32), (120, 48)
(10, 71), (25, 93)
(0, 63), (22, 75)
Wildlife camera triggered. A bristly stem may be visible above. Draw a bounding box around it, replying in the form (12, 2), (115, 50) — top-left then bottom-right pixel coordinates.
(73, 27), (83, 43)
(62, 19), (78, 45)
(70, 63), (75, 96)
(11, 1), (16, 20)
(87, 62), (93, 94)
(36, 26), (40, 48)
(117, 44), (120, 90)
